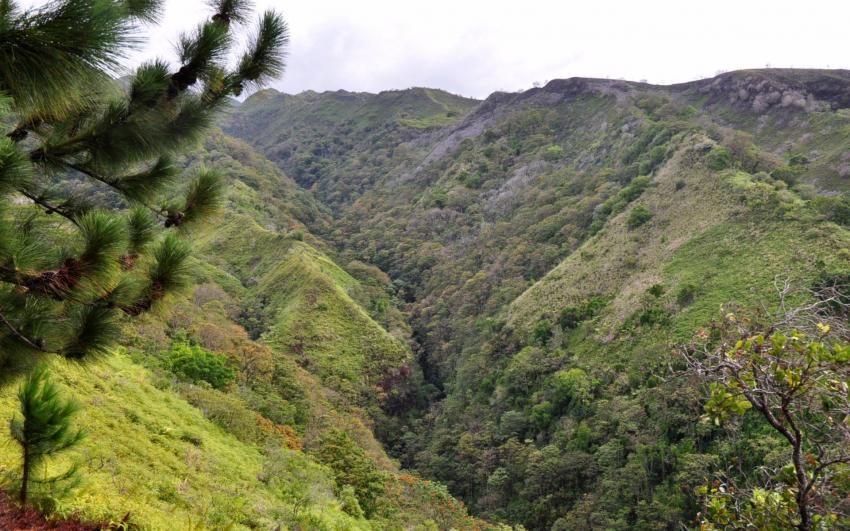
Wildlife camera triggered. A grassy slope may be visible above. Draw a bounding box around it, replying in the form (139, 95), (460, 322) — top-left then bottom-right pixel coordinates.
(508, 144), (849, 333)
(0, 108), (494, 529)
(0, 354), (366, 531)
(195, 212), (414, 409)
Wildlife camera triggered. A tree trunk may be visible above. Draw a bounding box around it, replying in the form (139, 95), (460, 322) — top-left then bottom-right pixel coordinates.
(793, 442), (810, 530)
(20, 445), (29, 506)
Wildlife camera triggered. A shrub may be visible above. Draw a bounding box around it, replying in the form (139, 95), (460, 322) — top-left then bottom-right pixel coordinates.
(636, 306), (670, 327)
(558, 306), (583, 330)
(647, 284), (664, 298)
(552, 368), (592, 409)
(430, 187), (449, 208)
(166, 342), (235, 389)
(675, 283), (697, 306)
(180, 386), (262, 443)
(531, 319), (553, 346)
(499, 410), (527, 438)
(558, 297), (606, 331)
(707, 146), (733, 171)
(627, 204), (653, 229)
(338, 485), (364, 518)
(530, 401), (554, 429)
(461, 172), (482, 189)
(543, 144), (564, 161)
(313, 430), (386, 517)
(813, 193), (850, 227)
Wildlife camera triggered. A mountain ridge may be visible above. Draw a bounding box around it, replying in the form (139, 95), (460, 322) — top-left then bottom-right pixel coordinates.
(220, 67), (850, 529)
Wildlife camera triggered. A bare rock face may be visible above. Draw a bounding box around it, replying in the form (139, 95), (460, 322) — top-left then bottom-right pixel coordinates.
(679, 69), (850, 113)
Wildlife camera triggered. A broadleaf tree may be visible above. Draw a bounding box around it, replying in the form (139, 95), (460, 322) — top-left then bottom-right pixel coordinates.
(684, 285), (850, 530)
(0, 0), (289, 361)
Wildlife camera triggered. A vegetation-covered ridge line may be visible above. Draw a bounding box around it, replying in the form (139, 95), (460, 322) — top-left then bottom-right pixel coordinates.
(221, 66), (850, 529)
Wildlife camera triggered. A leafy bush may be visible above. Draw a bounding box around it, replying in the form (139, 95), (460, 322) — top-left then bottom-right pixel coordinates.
(166, 342), (235, 389)
(460, 172), (482, 189)
(552, 368), (592, 409)
(543, 144), (564, 161)
(707, 146), (733, 171)
(499, 410), (527, 438)
(312, 430), (386, 517)
(813, 192), (850, 227)
(531, 319), (553, 346)
(675, 283), (697, 306)
(530, 401), (554, 429)
(180, 386), (263, 443)
(558, 297), (606, 331)
(627, 204), (653, 229)
(636, 306), (670, 327)
(429, 187), (449, 208)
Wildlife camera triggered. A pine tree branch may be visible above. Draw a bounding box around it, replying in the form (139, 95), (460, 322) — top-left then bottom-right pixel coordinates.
(0, 310), (48, 352)
(17, 190), (80, 226)
(65, 162), (167, 220)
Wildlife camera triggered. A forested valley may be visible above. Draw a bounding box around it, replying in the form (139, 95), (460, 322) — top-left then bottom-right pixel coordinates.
(0, 1), (848, 529)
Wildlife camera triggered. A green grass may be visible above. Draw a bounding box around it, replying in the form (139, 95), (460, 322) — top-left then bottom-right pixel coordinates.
(259, 241), (410, 398)
(0, 353), (366, 530)
(195, 213), (413, 407)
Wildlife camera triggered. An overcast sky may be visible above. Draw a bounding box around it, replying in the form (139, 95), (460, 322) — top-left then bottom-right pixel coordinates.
(19, 0), (850, 99)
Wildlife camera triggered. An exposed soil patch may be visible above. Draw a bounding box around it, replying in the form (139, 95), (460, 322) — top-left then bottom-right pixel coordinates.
(0, 492), (102, 531)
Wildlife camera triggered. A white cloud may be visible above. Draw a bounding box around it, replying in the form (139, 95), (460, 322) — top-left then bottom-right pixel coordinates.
(15, 0), (850, 98)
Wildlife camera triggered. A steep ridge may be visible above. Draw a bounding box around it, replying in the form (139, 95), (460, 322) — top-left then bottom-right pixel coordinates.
(223, 87), (480, 207)
(0, 122), (491, 529)
(224, 70), (850, 529)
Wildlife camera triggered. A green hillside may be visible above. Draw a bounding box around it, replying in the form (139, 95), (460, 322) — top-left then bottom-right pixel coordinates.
(223, 87), (480, 206)
(223, 69), (850, 529)
(0, 353), (369, 530)
(195, 212), (418, 417)
(4, 25), (850, 527)
(0, 91), (490, 528)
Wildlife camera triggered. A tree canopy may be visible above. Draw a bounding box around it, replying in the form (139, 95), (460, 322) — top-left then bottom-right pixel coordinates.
(0, 0), (288, 362)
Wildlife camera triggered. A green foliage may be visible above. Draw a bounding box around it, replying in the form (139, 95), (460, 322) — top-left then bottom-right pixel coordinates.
(0, 0), (287, 366)
(675, 282), (697, 306)
(530, 318), (553, 346)
(647, 283), (664, 298)
(459, 171), (482, 189)
(693, 326), (850, 529)
(429, 187), (448, 208)
(558, 297), (605, 331)
(627, 203), (652, 229)
(9, 364), (85, 505)
(313, 430), (386, 517)
(552, 368), (592, 409)
(590, 174), (653, 233)
(220, 68), (850, 530)
(543, 144), (563, 161)
(0, 0), (287, 363)
(813, 192), (850, 226)
(166, 341), (234, 389)
(707, 146), (733, 171)
(530, 401), (554, 429)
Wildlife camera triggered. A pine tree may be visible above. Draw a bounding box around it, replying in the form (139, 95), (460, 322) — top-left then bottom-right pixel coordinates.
(0, 0), (288, 361)
(10, 363), (85, 505)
